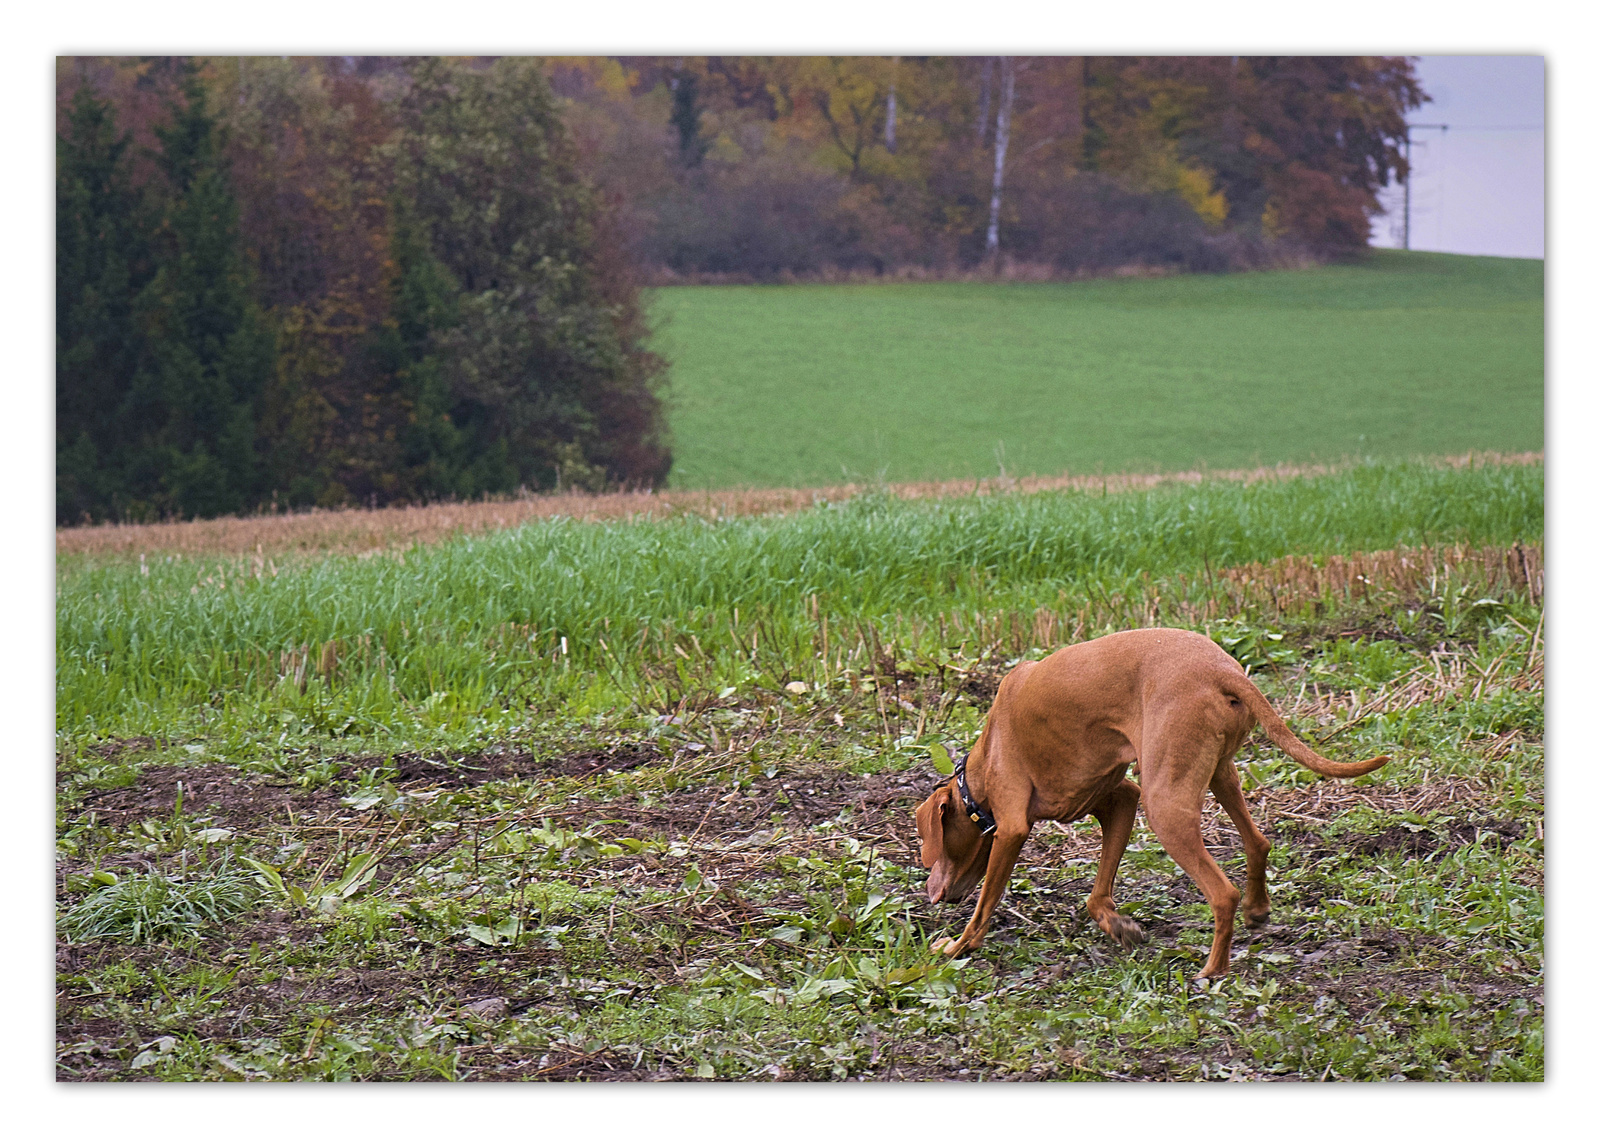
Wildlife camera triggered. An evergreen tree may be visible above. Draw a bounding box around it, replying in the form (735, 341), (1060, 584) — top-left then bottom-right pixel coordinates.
(55, 84), (150, 523)
(364, 196), (469, 500)
(124, 60), (276, 519)
(671, 69), (708, 168)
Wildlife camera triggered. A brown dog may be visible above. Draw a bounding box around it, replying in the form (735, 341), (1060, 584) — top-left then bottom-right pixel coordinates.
(914, 628), (1390, 979)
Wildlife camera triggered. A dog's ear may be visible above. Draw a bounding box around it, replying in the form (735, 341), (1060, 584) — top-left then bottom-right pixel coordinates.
(916, 788), (950, 868)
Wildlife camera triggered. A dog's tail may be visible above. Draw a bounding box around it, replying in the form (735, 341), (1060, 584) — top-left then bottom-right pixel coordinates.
(1230, 679), (1393, 779)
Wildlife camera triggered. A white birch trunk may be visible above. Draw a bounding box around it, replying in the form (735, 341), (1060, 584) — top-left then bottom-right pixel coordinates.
(885, 57), (899, 154)
(984, 56), (1016, 265)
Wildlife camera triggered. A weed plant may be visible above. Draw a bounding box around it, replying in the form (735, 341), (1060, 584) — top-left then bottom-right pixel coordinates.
(59, 862), (261, 945)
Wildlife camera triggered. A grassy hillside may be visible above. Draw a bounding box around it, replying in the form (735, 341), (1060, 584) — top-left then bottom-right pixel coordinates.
(652, 251), (1543, 489)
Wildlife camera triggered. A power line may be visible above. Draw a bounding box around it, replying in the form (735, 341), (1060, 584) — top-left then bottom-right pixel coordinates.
(1408, 123), (1543, 131)
(1404, 124), (1449, 251)
(1401, 121), (1544, 250)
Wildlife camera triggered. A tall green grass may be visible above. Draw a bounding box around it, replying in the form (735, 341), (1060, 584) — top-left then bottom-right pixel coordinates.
(57, 460), (1541, 746)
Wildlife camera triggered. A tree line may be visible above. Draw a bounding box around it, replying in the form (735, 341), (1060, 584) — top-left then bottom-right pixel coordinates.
(57, 56), (668, 524)
(554, 56), (1423, 278)
(57, 56), (1424, 524)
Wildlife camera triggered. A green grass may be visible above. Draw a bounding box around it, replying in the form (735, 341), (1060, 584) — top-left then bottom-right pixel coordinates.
(652, 251), (1543, 488)
(58, 860), (261, 945)
(56, 461), (1543, 1081)
(56, 610), (1546, 1081)
(56, 460), (1541, 750)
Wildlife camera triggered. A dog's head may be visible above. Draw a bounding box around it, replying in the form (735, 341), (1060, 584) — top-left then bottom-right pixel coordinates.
(915, 782), (993, 903)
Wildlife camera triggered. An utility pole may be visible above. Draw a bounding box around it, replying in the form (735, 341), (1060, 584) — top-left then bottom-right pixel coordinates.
(1403, 123), (1448, 249)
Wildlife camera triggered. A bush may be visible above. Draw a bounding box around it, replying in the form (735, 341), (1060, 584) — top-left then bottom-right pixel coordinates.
(1008, 174), (1281, 276)
(644, 131), (884, 279)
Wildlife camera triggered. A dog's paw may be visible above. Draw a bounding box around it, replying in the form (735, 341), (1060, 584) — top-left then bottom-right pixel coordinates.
(1107, 916), (1146, 948)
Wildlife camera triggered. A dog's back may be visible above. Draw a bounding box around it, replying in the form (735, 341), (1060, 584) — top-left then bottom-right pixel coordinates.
(1003, 627), (1248, 748)
(1014, 627), (1388, 780)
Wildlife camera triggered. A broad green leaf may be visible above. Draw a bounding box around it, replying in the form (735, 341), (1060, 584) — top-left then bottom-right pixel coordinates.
(334, 853), (381, 899)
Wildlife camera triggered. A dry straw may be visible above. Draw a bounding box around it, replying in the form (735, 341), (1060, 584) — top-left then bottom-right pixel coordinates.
(56, 451), (1542, 561)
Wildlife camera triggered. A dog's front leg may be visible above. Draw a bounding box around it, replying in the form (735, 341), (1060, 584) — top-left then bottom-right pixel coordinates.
(932, 827), (1029, 957)
(1086, 780), (1147, 948)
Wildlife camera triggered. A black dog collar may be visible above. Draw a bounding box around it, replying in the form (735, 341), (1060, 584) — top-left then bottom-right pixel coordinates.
(951, 750), (997, 835)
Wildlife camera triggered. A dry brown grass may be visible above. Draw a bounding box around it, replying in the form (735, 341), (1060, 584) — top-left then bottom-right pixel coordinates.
(1204, 540), (1544, 615)
(55, 451), (1542, 561)
(859, 541), (1542, 672)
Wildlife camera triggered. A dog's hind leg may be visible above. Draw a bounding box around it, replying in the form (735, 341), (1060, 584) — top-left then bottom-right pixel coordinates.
(1085, 780), (1146, 948)
(1142, 749), (1241, 979)
(1209, 759), (1272, 929)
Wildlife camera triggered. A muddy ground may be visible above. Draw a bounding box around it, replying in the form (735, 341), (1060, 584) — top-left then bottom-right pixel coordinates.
(57, 711), (1543, 1082)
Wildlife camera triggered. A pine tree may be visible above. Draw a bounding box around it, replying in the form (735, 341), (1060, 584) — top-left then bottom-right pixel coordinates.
(125, 60), (277, 519)
(55, 83), (151, 523)
(363, 196), (469, 500)
(671, 68), (708, 168)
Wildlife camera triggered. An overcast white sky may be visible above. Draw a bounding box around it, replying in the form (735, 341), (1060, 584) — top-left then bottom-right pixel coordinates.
(1369, 55), (1545, 259)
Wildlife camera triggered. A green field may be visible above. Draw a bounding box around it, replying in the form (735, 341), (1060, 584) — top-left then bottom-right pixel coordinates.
(57, 462), (1543, 1081)
(653, 251), (1544, 489)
